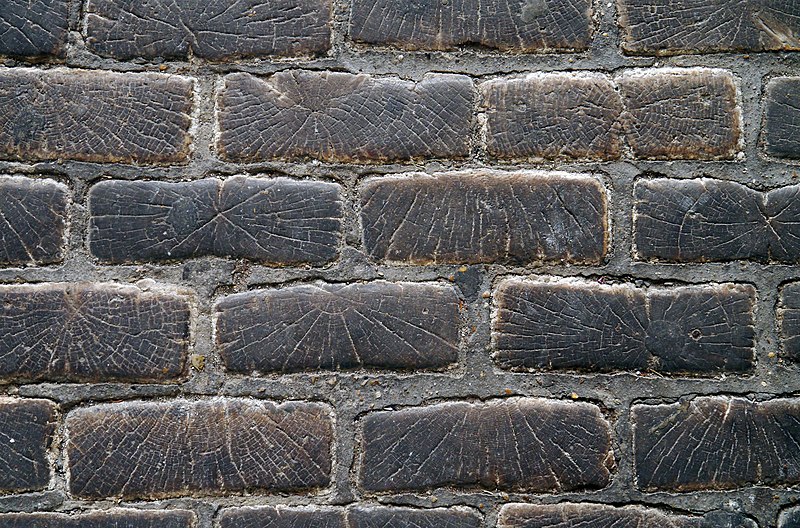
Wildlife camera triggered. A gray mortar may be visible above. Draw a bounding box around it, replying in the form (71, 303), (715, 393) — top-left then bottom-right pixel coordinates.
(0, 0), (799, 527)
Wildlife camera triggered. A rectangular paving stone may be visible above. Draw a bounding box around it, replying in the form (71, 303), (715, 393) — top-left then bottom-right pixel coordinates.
(220, 507), (480, 528)
(349, 0), (592, 51)
(358, 398), (614, 492)
(349, 507), (482, 528)
(494, 279), (647, 371)
(0, 283), (190, 383)
(0, 0), (69, 58)
(482, 73), (623, 160)
(0, 177), (69, 266)
(619, 0), (800, 55)
(360, 171), (607, 265)
(765, 77), (800, 159)
(492, 278), (755, 374)
(762, 184), (800, 262)
(633, 397), (800, 491)
(66, 399), (333, 499)
(498, 503), (754, 528)
(0, 398), (56, 493)
(779, 283), (800, 361)
(220, 507), (345, 528)
(217, 71), (473, 162)
(619, 69), (740, 160)
(89, 177), (343, 264)
(0, 69), (193, 164)
(86, 0), (330, 60)
(646, 285), (756, 373)
(634, 178), (765, 262)
(634, 178), (800, 263)
(216, 281), (460, 373)
(0, 510), (196, 528)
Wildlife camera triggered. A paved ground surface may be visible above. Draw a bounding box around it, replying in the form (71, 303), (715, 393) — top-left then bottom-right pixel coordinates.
(1, 0), (800, 526)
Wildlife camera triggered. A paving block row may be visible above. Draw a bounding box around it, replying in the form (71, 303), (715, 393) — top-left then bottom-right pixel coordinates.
(0, 504), (763, 528)
(13, 173), (800, 269)
(3, 396), (800, 499)
(2, 0), (797, 59)
(3, 172), (609, 266)
(2, 68), (796, 164)
(4, 276), (800, 382)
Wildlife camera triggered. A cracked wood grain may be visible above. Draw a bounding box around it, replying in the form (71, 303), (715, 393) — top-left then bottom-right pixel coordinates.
(0, 69), (193, 164)
(358, 398), (614, 492)
(360, 171), (607, 265)
(0, 177), (68, 266)
(779, 283), (800, 361)
(221, 506), (479, 528)
(619, 69), (740, 160)
(0, 0), (69, 58)
(215, 281), (461, 373)
(646, 285), (755, 373)
(0, 283), (190, 383)
(765, 77), (800, 159)
(0, 510), (196, 528)
(619, 0), (800, 54)
(349, 0), (592, 51)
(633, 397), (800, 491)
(634, 178), (767, 261)
(635, 178), (800, 263)
(0, 398), (56, 493)
(492, 279), (755, 374)
(221, 507), (345, 528)
(349, 507), (482, 528)
(89, 177), (343, 264)
(494, 279), (648, 371)
(86, 0), (331, 60)
(66, 399), (333, 499)
(482, 73), (623, 160)
(498, 503), (756, 528)
(217, 71), (473, 163)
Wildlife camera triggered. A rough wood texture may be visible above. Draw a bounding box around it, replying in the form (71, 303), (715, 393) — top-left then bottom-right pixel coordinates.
(0, 0), (69, 58)
(359, 398), (614, 492)
(67, 399), (334, 499)
(0, 399), (56, 493)
(0, 69), (193, 164)
(619, 0), (800, 55)
(619, 69), (740, 160)
(217, 71), (474, 162)
(0, 510), (197, 528)
(635, 178), (800, 263)
(0, 283), (190, 383)
(765, 77), (800, 159)
(498, 503), (756, 528)
(0, 177), (68, 266)
(349, 0), (592, 51)
(216, 282), (461, 373)
(633, 397), (800, 491)
(483, 73), (622, 160)
(86, 0), (331, 59)
(360, 171), (607, 265)
(493, 279), (755, 374)
(89, 177), (342, 264)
